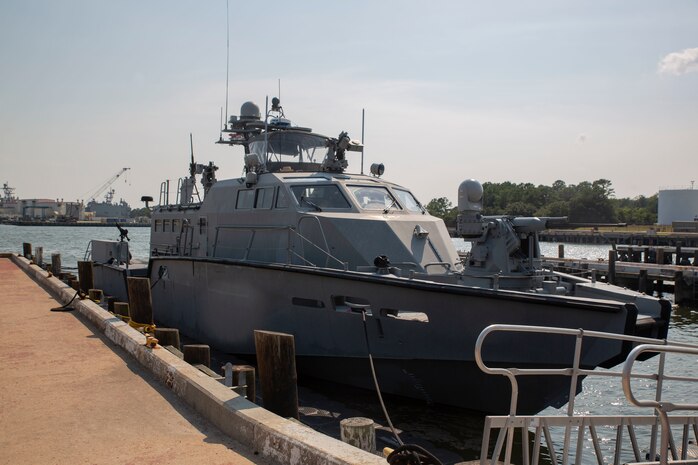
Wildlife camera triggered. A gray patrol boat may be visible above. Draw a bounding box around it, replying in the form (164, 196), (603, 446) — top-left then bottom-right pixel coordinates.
(92, 98), (669, 414)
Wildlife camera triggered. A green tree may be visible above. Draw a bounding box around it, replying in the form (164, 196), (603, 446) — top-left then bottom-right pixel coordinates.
(426, 197), (453, 218)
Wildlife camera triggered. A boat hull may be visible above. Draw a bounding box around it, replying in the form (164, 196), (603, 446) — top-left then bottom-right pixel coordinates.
(144, 257), (638, 414)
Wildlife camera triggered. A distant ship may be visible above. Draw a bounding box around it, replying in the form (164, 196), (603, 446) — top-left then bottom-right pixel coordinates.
(85, 188), (132, 219)
(0, 182), (19, 217)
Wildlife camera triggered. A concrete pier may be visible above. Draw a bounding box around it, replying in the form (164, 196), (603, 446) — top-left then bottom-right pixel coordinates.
(0, 254), (386, 465)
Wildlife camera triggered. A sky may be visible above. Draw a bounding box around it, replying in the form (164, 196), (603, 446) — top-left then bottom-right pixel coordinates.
(1, 1), (697, 207)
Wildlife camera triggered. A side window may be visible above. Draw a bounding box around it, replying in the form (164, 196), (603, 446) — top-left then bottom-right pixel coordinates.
(276, 187), (290, 209)
(255, 187), (274, 209)
(236, 189), (254, 209)
(172, 219), (180, 232)
(163, 219), (171, 231)
(154, 220), (161, 232)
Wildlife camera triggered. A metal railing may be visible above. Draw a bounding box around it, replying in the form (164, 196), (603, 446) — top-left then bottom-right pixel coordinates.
(475, 325), (698, 465)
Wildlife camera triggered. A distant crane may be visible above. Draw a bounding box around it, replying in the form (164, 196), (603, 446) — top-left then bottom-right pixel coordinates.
(86, 167), (130, 203)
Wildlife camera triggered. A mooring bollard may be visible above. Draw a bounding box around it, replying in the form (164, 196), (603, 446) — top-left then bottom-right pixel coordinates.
(183, 344), (211, 368)
(22, 242), (32, 260)
(340, 417), (376, 453)
(34, 247), (43, 267)
(70, 279), (80, 291)
(232, 364), (256, 402)
(77, 261), (94, 294)
(106, 296), (117, 313)
(126, 277), (153, 328)
(154, 328), (180, 351)
(254, 330), (298, 419)
(558, 244), (564, 259)
(51, 253), (61, 275)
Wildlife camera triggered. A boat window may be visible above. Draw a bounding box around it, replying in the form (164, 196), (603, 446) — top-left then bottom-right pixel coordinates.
(290, 185), (351, 209)
(276, 187), (290, 209)
(154, 219), (161, 232)
(163, 219), (171, 231)
(249, 132), (329, 166)
(236, 189), (254, 209)
(255, 187), (274, 209)
(393, 189), (424, 213)
(348, 186), (400, 211)
(172, 219), (180, 232)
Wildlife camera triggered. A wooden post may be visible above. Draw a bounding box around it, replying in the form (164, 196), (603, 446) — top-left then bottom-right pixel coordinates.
(77, 261), (94, 294)
(694, 250), (698, 267)
(674, 271), (691, 305)
(70, 279), (80, 291)
(22, 242), (32, 259)
(113, 302), (130, 318)
(638, 269), (648, 294)
(34, 247), (43, 266)
(656, 248), (665, 265)
(608, 250), (616, 285)
(232, 365), (256, 402)
(675, 243), (682, 266)
(126, 277), (153, 326)
(51, 253), (61, 275)
(106, 296), (117, 313)
(88, 289), (103, 302)
(340, 417), (376, 453)
(183, 344), (211, 368)
(254, 330), (299, 419)
(154, 328), (180, 350)
(558, 244), (564, 259)
(656, 280), (664, 297)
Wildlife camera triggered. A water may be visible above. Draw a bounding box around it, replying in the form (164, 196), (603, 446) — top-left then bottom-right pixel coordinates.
(2, 225), (696, 464)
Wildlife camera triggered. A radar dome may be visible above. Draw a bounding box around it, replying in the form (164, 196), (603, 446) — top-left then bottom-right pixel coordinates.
(240, 101), (261, 120)
(458, 179), (483, 213)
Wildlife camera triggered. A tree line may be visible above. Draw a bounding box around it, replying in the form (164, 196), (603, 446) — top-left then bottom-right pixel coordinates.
(425, 179), (657, 227)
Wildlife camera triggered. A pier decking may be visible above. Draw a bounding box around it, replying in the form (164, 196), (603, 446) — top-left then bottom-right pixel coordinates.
(0, 257), (267, 465)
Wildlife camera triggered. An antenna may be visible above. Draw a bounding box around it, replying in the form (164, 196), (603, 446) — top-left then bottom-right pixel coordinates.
(361, 108), (365, 174)
(189, 133), (196, 177)
(224, 0), (230, 129)
(278, 78), (281, 102)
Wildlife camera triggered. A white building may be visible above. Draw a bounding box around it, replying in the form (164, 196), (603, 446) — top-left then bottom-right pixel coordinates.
(657, 188), (698, 225)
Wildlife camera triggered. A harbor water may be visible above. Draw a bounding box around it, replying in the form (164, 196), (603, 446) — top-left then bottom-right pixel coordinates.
(1, 224), (695, 464)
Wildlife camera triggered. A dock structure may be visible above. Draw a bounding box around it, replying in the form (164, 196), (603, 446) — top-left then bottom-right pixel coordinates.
(0, 253), (386, 465)
(539, 229), (698, 247)
(542, 247), (698, 304)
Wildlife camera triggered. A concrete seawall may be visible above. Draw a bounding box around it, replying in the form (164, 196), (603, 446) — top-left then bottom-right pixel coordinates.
(1, 253), (386, 465)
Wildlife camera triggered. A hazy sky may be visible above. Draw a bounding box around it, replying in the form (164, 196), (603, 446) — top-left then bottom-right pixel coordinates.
(1, 1), (697, 207)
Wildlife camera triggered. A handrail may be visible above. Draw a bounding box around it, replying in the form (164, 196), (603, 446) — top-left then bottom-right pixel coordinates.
(475, 324), (698, 465)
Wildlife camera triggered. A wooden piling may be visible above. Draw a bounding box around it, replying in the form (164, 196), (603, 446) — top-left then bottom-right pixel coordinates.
(674, 271), (692, 305)
(154, 328), (180, 351)
(608, 250), (616, 285)
(254, 330), (299, 419)
(22, 242), (32, 259)
(183, 344), (211, 368)
(558, 244), (564, 259)
(88, 289), (103, 302)
(69, 279), (80, 291)
(51, 254), (61, 275)
(656, 248), (665, 265)
(113, 302), (130, 319)
(676, 243), (682, 266)
(77, 261), (94, 294)
(638, 270), (648, 294)
(106, 296), (117, 313)
(126, 277), (153, 326)
(340, 417), (376, 453)
(34, 247), (43, 267)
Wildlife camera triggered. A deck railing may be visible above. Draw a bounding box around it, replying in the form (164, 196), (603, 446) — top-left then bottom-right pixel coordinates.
(475, 325), (698, 465)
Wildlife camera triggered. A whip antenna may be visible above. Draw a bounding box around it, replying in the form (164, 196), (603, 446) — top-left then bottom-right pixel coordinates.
(361, 108), (365, 174)
(224, 0), (230, 129)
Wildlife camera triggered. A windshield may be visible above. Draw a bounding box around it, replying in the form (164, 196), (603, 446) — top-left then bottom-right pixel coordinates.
(290, 185), (351, 209)
(348, 185), (400, 211)
(393, 188), (423, 213)
(249, 132), (329, 166)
